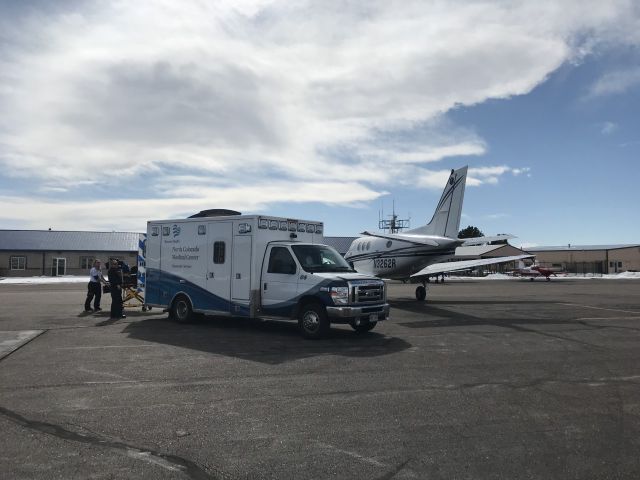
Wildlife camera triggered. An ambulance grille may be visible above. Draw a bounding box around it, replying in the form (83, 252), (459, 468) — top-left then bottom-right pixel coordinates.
(351, 282), (385, 304)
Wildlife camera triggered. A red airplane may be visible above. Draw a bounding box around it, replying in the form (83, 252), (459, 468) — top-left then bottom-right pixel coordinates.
(511, 263), (560, 281)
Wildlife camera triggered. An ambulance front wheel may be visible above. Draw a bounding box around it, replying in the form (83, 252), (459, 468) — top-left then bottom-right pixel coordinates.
(298, 302), (330, 339)
(171, 295), (193, 324)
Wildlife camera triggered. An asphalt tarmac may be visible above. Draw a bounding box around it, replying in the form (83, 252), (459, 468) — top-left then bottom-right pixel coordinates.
(1, 279), (639, 479)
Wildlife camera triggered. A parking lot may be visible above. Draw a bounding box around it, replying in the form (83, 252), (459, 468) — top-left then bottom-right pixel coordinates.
(1, 279), (640, 479)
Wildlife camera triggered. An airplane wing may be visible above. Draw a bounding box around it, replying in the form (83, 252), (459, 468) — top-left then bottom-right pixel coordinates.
(460, 234), (516, 246)
(410, 254), (535, 278)
(360, 231), (440, 247)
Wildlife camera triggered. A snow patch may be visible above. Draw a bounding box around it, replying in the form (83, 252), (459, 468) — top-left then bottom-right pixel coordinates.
(0, 276), (88, 285)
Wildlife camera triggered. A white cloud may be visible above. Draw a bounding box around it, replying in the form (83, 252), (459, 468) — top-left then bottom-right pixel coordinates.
(588, 67), (640, 97)
(601, 121), (618, 135)
(485, 213), (510, 220)
(0, 179), (384, 231)
(0, 0), (638, 229)
(511, 167), (532, 176)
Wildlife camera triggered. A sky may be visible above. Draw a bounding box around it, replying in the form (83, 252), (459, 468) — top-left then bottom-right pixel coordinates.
(0, 0), (639, 248)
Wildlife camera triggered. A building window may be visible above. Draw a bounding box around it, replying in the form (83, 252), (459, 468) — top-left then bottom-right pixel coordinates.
(618, 262), (623, 268)
(80, 256), (95, 269)
(10, 256), (26, 270)
(213, 242), (226, 264)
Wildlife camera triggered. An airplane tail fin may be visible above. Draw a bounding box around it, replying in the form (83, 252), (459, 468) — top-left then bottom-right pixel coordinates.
(407, 166), (467, 239)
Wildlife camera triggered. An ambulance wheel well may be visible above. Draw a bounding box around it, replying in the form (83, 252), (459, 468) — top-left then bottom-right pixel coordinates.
(294, 296), (325, 319)
(169, 293), (195, 323)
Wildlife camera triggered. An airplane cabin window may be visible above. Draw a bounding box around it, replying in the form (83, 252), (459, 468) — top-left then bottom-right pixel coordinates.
(386, 241), (392, 248)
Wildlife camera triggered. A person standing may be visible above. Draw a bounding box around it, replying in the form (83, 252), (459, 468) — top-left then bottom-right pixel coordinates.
(108, 259), (126, 319)
(84, 260), (107, 312)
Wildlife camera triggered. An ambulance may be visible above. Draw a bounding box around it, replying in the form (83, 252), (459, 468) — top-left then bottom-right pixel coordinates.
(144, 212), (389, 338)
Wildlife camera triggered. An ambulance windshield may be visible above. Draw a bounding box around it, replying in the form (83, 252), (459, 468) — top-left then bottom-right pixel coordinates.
(291, 245), (354, 273)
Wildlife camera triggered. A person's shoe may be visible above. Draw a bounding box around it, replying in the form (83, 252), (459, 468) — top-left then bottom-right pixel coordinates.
(84, 308), (93, 312)
(94, 307), (102, 311)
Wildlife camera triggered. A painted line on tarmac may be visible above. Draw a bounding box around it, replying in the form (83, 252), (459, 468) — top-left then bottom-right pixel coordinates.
(556, 303), (640, 315)
(56, 344), (162, 350)
(577, 317), (640, 321)
(315, 441), (388, 468)
(315, 442), (418, 479)
(0, 330), (46, 362)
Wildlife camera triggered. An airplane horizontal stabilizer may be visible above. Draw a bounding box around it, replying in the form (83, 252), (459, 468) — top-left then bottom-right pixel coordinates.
(410, 254), (535, 278)
(460, 234), (516, 246)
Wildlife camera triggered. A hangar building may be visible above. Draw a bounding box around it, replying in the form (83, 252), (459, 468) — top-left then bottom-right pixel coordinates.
(525, 244), (640, 274)
(0, 230), (139, 278)
(2, 229), (638, 278)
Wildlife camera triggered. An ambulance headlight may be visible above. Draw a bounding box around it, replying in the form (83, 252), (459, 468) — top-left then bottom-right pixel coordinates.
(330, 286), (349, 305)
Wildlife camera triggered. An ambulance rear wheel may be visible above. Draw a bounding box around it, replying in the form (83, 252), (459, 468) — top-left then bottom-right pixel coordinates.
(172, 295), (193, 324)
(416, 286), (426, 301)
(298, 303), (330, 339)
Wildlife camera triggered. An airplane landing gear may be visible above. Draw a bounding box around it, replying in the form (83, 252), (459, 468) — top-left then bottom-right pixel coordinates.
(415, 284), (427, 301)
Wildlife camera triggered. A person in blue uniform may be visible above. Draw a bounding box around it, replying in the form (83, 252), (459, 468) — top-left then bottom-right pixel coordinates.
(108, 259), (126, 319)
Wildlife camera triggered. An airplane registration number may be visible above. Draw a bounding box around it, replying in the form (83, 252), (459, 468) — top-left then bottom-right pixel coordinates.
(373, 258), (396, 269)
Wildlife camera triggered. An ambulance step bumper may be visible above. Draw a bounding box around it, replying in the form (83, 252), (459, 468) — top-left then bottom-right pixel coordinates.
(326, 303), (390, 321)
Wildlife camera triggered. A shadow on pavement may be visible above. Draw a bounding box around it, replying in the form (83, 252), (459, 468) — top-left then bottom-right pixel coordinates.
(390, 299), (636, 349)
(122, 316), (412, 365)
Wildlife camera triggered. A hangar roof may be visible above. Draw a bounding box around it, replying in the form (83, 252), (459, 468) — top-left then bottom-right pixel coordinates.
(526, 244), (640, 252)
(0, 230), (140, 252)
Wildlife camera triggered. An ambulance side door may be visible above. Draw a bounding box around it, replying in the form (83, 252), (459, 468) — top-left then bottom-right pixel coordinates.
(260, 245), (298, 316)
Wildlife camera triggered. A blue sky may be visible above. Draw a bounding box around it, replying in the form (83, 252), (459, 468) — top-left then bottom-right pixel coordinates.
(0, 1), (639, 248)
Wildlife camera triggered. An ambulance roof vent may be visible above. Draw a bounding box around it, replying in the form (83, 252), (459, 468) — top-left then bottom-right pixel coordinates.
(188, 209), (242, 218)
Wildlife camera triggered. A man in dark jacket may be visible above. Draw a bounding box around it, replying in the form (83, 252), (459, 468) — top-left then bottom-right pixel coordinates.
(108, 259), (126, 319)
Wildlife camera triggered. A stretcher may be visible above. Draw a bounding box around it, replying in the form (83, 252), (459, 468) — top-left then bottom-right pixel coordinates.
(121, 273), (151, 311)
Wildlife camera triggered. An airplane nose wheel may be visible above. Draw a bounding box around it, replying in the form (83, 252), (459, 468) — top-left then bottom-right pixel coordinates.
(415, 285), (427, 301)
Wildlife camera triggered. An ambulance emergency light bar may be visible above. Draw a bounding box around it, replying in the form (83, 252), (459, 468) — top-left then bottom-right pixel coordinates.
(258, 218), (323, 234)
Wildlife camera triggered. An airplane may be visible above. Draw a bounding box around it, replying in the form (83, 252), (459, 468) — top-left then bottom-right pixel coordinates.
(344, 166), (534, 300)
(510, 261), (561, 281)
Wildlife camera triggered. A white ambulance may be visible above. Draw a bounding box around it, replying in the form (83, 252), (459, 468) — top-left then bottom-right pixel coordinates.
(144, 213), (389, 338)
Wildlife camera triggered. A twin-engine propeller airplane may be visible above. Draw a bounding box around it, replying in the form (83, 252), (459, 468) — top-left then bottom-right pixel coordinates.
(344, 166), (534, 300)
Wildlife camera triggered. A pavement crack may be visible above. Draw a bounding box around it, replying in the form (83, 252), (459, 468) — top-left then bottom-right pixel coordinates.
(0, 406), (221, 480)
